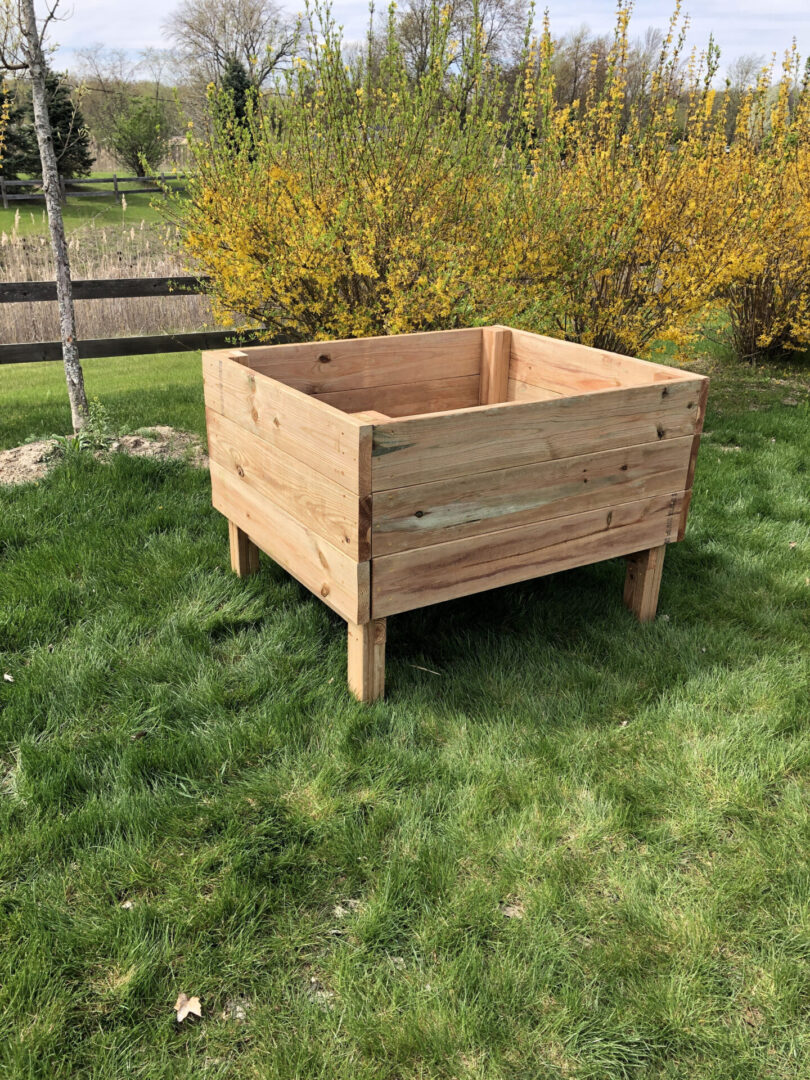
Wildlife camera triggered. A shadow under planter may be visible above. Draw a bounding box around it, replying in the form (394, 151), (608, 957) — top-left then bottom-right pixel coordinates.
(202, 326), (708, 702)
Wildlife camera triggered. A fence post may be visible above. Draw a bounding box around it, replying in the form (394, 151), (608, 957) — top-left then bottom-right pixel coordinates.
(0, 178), (7, 211)
(160, 171), (167, 198)
(113, 173), (119, 199)
(59, 177), (67, 204)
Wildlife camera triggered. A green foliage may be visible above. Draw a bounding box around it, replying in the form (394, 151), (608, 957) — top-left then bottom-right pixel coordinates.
(49, 397), (114, 456)
(181, 0), (532, 340)
(15, 69), (96, 179)
(0, 79), (37, 180)
(108, 96), (171, 175)
(220, 55), (255, 125)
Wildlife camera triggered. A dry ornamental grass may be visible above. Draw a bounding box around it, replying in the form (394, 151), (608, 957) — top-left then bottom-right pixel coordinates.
(0, 212), (217, 344)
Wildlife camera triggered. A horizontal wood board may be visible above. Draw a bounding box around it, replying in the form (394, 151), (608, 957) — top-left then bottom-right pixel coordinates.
(509, 328), (694, 394)
(371, 378), (706, 491)
(233, 328), (482, 394)
(206, 408), (370, 560)
(0, 276), (209, 304)
(210, 460), (369, 622)
(371, 490), (686, 618)
(2, 331), (266, 366)
(203, 351), (366, 494)
(371, 435), (694, 556)
(313, 375), (480, 418)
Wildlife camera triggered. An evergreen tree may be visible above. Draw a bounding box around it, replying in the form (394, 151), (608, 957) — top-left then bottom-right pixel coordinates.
(221, 55), (255, 124)
(0, 78), (37, 178)
(18, 68), (94, 179)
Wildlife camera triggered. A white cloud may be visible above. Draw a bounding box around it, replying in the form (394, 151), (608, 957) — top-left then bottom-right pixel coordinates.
(50, 0), (810, 70)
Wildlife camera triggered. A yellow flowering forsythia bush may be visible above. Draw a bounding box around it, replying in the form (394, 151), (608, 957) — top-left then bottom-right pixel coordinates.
(182, 2), (532, 340)
(722, 53), (810, 360)
(181, 0), (810, 360)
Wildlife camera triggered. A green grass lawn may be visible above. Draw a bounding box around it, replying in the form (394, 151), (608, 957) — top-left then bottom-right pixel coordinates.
(0, 190), (178, 237)
(1, 352), (809, 1078)
(1, 352), (205, 448)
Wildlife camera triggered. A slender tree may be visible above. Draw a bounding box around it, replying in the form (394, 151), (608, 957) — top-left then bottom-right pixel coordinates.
(0, 0), (88, 430)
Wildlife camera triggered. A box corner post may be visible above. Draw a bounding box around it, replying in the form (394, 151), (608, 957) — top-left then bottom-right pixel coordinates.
(347, 617), (387, 702)
(623, 544), (666, 622)
(228, 520), (260, 577)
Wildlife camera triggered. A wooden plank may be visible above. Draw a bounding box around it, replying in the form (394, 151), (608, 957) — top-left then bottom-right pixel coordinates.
(206, 408), (370, 560)
(510, 329), (693, 393)
(347, 619), (387, 702)
(0, 276), (209, 304)
(203, 351), (365, 494)
(371, 379), (705, 491)
(372, 436), (693, 556)
(371, 491), (685, 618)
(623, 545), (666, 621)
(228, 522), (260, 577)
(350, 410), (391, 422)
(506, 378), (562, 403)
(313, 374), (480, 418)
(210, 460), (369, 623)
(233, 328), (481, 393)
(0, 330), (265, 366)
(480, 326), (511, 405)
(677, 376), (710, 541)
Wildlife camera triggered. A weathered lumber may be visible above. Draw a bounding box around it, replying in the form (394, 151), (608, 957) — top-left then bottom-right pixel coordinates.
(1, 330), (264, 365)
(202, 351), (368, 493)
(371, 379), (705, 491)
(0, 276), (208, 303)
(371, 435), (694, 556)
(206, 408), (371, 560)
(314, 374), (480, 417)
(677, 376), (711, 541)
(238, 327), (481, 392)
(371, 491), (685, 618)
(479, 326), (511, 405)
(509, 328), (694, 393)
(623, 545), (667, 621)
(506, 378), (563, 402)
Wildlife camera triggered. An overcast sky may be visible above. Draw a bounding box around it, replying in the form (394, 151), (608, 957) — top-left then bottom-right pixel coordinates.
(50, 0), (810, 75)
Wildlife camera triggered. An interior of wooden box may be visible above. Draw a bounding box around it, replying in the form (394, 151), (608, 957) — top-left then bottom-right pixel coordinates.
(232, 327), (688, 421)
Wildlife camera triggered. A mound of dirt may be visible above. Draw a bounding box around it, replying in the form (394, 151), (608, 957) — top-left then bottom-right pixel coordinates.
(0, 427), (208, 487)
(0, 440), (56, 486)
(109, 426), (209, 469)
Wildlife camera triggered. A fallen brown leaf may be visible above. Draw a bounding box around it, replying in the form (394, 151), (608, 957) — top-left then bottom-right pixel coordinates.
(174, 992), (202, 1023)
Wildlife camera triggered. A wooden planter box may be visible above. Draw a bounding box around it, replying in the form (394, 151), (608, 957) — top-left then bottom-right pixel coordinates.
(203, 327), (708, 701)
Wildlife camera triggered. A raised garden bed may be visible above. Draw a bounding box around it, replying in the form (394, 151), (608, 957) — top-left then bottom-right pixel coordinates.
(202, 327), (708, 701)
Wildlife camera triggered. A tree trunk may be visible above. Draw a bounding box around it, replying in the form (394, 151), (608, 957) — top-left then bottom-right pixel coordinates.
(20, 0), (88, 430)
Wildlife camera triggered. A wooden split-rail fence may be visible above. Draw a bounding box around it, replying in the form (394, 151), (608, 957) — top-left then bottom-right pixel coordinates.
(0, 173), (188, 209)
(0, 275), (265, 365)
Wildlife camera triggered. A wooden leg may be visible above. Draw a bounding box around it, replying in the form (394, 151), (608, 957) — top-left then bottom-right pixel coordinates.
(623, 545), (666, 622)
(347, 618), (387, 702)
(228, 521), (260, 578)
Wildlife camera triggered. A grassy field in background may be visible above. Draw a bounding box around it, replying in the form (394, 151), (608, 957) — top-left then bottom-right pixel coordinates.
(0, 190), (177, 237)
(1, 352), (204, 449)
(1, 350), (809, 1078)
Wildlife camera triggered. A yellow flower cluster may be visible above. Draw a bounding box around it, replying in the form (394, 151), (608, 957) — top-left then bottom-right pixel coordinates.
(179, 0), (810, 362)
